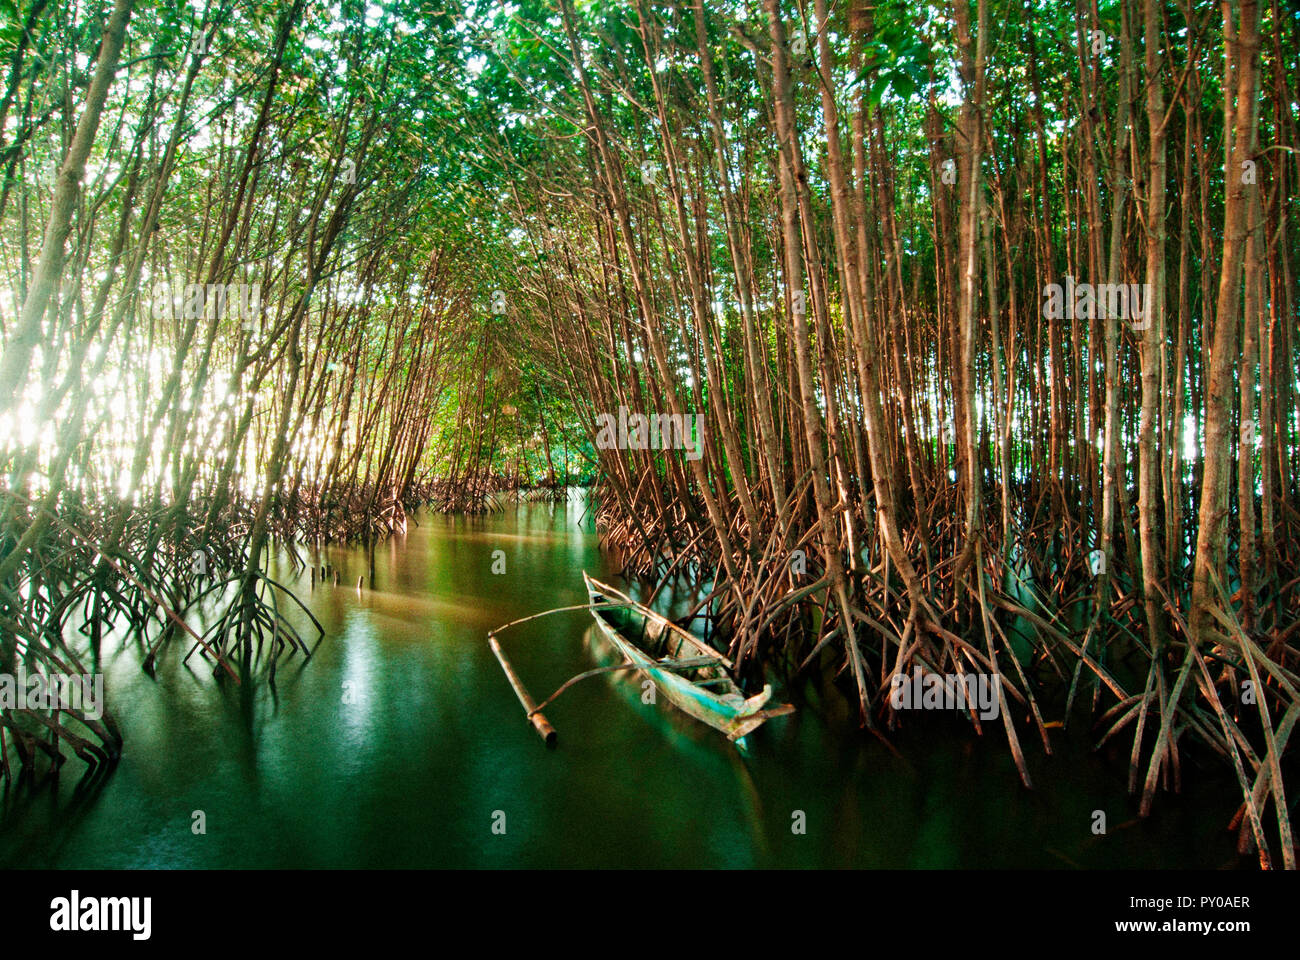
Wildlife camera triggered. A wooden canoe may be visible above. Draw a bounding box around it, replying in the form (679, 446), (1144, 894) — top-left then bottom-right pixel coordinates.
(583, 572), (793, 743)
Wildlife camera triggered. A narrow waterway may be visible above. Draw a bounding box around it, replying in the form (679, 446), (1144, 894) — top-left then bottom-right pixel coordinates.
(0, 498), (1245, 868)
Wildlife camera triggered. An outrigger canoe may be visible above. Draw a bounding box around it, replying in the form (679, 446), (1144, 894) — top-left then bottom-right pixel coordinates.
(583, 572), (793, 742)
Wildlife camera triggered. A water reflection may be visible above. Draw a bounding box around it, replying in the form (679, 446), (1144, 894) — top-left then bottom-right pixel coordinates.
(0, 497), (1246, 869)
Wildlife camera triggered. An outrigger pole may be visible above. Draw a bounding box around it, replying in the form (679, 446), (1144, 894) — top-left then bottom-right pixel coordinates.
(486, 601), (630, 747)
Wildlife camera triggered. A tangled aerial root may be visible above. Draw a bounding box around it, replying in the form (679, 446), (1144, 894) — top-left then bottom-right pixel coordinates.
(586, 472), (1300, 868)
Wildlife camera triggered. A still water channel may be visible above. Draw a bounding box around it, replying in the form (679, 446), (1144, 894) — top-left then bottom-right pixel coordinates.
(0, 497), (1245, 868)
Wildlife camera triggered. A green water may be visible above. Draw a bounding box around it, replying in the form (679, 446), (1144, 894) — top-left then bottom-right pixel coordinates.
(0, 499), (1245, 868)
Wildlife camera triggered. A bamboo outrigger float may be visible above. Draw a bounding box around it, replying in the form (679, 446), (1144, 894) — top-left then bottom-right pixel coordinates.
(583, 573), (794, 743)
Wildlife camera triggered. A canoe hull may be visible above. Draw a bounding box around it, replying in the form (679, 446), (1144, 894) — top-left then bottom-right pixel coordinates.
(585, 574), (784, 742)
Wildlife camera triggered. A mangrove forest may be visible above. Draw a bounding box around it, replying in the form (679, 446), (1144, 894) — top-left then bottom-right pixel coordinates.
(1, 0), (1298, 872)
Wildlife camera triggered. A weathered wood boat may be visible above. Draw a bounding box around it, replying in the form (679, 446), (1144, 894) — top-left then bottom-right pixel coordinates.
(583, 572), (793, 743)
